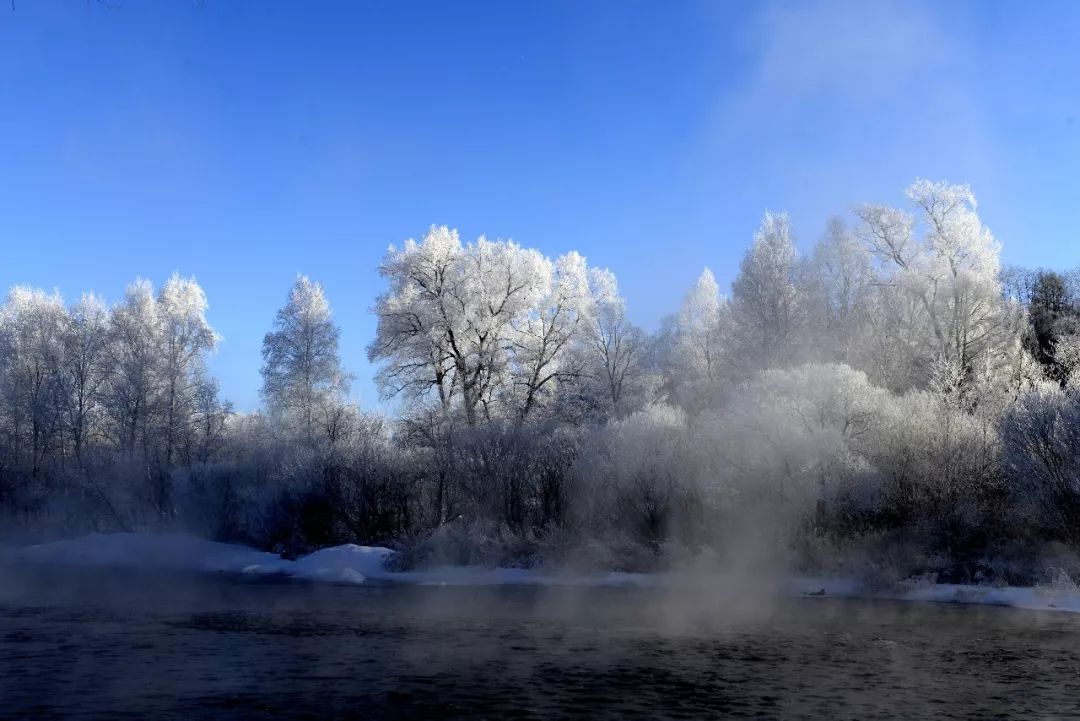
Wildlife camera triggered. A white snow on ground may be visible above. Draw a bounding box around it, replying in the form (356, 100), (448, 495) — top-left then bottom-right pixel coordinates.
(388, 567), (652, 587)
(265, 544), (394, 584)
(788, 576), (1080, 614)
(5, 532), (287, 575)
(5, 532), (1080, 612)
(0, 532), (648, 588)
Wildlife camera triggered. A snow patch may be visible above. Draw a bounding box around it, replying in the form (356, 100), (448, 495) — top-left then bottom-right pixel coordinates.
(7, 533), (1080, 613)
(288, 544), (393, 584)
(6, 532), (286, 575)
(1, 532), (654, 588)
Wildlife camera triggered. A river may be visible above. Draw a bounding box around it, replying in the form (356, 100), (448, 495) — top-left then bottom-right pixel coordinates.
(2, 563), (1079, 719)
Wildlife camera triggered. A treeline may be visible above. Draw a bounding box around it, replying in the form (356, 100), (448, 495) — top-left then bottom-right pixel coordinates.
(3, 179), (1080, 583)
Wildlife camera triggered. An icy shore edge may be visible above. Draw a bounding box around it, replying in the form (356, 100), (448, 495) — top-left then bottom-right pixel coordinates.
(4, 532), (1079, 613)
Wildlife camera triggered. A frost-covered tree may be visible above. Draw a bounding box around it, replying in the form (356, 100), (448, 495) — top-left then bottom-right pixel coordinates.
(105, 279), (162, 455)
(261, 276), (349, 444)
(676, 269), (727, 381)
(697, 363), (886, 511)
(855, 180), (1020, 398)
(510, 252), (601, 420)
(999, 265), (1080, 387)
(804, 218), (876, 366)
(0, 287), (67, 474)
(666, 268), (729, 409)
(583, 284), (654, 419)
(431, 234), (550, 422)
(0, 276), (229, 521)
(730, 212), (803, 371)
(60, 293), (110, 461)
(368, 225), (461, 412)
(1028, 271), (1072, 368)
(157, 274), (218, 463)
(190, 371), (231, 464)
(370, 226), (608, 425)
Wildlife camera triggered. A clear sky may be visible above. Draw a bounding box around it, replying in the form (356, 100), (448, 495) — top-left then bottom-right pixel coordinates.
(1, 0), (1078, 411)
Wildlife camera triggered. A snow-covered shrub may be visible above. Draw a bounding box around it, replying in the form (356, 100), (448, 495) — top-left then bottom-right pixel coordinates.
(858, 390), (1005, 580)
(874, 392), (1001, 514)
(697, 363), (886, 527)
(187, 409), (418, 556)
(384, 419), (582, 566)
(1001, 386), (1080, 547)
(449, 420), (581, 533)
(388, 518), (544, 570)
(574, 403), (704, 555)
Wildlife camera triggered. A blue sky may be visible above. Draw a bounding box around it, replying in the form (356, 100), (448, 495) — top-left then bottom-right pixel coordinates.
(1, 0), (1078, 411)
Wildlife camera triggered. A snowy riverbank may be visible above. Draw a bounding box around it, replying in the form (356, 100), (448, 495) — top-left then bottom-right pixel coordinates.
(786, 576), (1080, 614)
(0, 532), (650, 588)
(4, 532), (1080, 613)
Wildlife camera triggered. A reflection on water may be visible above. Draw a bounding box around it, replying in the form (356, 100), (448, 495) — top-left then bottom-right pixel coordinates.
(2, 563), (1079, 719)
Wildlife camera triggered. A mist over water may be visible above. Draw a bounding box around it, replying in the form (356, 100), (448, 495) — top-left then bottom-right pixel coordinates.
(3, 564), (1079, 720)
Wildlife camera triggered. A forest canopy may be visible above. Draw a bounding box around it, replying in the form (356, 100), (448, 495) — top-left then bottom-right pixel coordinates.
(3, 179), (1080, 584)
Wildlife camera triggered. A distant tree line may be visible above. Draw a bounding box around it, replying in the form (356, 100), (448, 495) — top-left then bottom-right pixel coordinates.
(3, 179), (1080, 583)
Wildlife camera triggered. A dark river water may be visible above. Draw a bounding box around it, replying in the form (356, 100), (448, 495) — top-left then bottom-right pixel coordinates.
(2, 564), (1080, 720)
